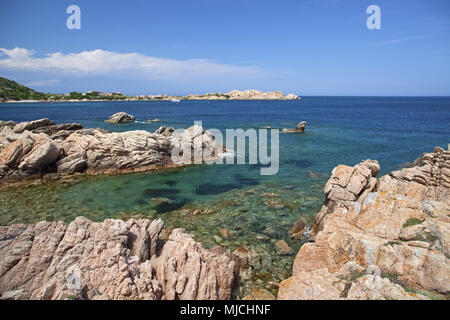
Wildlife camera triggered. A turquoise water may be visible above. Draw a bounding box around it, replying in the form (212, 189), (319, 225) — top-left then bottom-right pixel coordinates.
(0, 97), (449, 295)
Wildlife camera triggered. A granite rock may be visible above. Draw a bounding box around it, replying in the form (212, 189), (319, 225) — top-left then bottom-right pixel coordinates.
(105, 112), (136, 123)
(0, 217), (239, 300)
(279, 147), (450, 300)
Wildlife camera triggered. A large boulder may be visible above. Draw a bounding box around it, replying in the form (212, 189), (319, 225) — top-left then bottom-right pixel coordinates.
(0, 217), (239, 300)
(106, 112), (136, 123)
(0, 131), (63, 180)
(169, 124), (226, 164)
(58, 129), (173, 174)
(279, 147), (450, 300)
(13, 118), (55, 133)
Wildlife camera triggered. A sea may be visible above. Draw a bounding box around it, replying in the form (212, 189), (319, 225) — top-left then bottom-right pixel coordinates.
(1, 97), (449, 295)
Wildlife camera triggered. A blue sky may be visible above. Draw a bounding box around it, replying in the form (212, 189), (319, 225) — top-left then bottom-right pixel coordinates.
(0, 0), (449, 96)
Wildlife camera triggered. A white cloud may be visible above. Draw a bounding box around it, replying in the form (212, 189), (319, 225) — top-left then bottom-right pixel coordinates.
(0, 47), (267, 80)
(25, 79), (59, 87)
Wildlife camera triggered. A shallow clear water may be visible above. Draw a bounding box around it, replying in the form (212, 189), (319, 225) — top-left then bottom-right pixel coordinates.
(0, 97), (449, 295)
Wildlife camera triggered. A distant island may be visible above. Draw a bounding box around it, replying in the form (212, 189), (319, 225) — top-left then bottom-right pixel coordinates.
(0, 76), (300, 103)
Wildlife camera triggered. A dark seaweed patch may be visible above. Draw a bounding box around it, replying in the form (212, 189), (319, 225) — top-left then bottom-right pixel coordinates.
(233, 174), (259, 187)
(286, 159), (313, 168)
(144, 188), (180, 199)
(135, 199), (147, 206)
(164, 180), (177, 186)
(153, 199), (188, 213)
(194, 183), (237, 195)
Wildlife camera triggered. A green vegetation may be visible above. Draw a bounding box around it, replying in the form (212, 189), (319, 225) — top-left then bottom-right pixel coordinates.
(404, 287), (447, 300)
(403, 218), (423, 228)
(333, 269), (366, 298)
(68, 91), (84, 100)
(380, 271), (400, 284)
(411, 230), (440, 245)
(0, 76), (246, 102)
(339, 270), (365, 298)
(0, 77), (49, 101)
(0, 77), (133, 102)
(213, 93), (230, 99)
(348, 269), (365, 282)
(63, 91), (129, 101)
(380, 271), (448, 300)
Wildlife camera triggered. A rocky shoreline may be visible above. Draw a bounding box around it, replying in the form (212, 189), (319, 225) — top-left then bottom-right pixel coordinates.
(0, 117), (224, 187)
(1, 89), (300, 103)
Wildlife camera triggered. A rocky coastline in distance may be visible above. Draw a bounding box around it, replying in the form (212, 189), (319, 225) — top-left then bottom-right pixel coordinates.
(2, 89), (299, 103)
(0, 76), (299, 102)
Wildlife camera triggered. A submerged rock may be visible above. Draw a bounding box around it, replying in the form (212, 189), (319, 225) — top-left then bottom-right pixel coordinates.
(278, 147), (450, 300)
(243, 288), (276, 300)
(264, 200), (285, 209)
(220, 228), (230, 239)
(275, 240), (293, 255)
(105, 112), (136, 123)
(219, 228), (237, 239)
(289, 218), (306, 238)
(0, 217), (239, 300)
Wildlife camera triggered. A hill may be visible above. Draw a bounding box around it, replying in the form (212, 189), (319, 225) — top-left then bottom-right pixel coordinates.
(0, 77), (48, 101)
